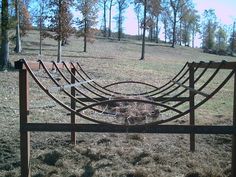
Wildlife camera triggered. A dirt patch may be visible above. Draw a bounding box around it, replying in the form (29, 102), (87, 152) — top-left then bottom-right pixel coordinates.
(101, 96), (160, 125)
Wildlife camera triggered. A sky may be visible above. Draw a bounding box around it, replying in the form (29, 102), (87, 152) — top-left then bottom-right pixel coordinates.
(121, 0), (236, 36)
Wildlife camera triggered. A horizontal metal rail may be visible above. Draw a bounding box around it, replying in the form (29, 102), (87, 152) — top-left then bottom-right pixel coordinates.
(21, 123), (236, 134)
(189, 61), (236, 69)
(15, 59), (73, 70)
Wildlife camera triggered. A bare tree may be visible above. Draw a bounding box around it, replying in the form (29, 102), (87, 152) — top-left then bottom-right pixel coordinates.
(14, 0), (22, 53)
(202, 9), (218, 51)
(161, 11), (170, 43)
(38, 0), (48, 55)
(230, 21), (236, 56)
(76, 0), (98, 52)
(147, 0), (161, 42)
(215, 26), (227, 53)
(134, 1), (142, 39)
(100, 0), (108, 37)
(48, 0), (74, 62)
(181, 8), (199, 47)
(116, 0), (128, 41)
(0, 0), (9, 68)
(169, 0), (191, 47)
(140, 0), (147, 60)
(108, 0), (115, 37)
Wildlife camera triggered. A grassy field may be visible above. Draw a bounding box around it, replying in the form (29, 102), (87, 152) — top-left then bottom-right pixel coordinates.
(0, 30), (236, 177)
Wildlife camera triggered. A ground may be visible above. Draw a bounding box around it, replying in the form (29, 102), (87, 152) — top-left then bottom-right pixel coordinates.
(0, 30), (235, 177)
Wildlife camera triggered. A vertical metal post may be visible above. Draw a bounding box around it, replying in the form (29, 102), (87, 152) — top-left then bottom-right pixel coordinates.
(232, 71), (236, 176)
(19, 69), (30, 177)
(189, 65), (195, 152)
(71, 67), (76, 145)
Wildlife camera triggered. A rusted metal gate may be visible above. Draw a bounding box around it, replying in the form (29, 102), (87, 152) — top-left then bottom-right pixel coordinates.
(15, 59), (236, 177)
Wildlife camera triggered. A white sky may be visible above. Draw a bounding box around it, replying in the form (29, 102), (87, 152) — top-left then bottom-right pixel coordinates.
(122, 0), (236, 36)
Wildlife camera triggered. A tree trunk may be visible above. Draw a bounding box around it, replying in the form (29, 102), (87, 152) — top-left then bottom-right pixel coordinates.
(108, 0), (113, 38)
(231, 22), (236, 55)
(0, 0), (9, 68)
(57, 0), (62, 62)
(179, 20), (182, 46)
(155, 15), (159, 43)
(118, 5), (121, 41)
(172, 12), (177, 48)
(57, 40), (62, 62)
(103, 1), (107, 37)
(137, 14), (140, 39)
(15, 0), (22, 53)
(39, 14), (42, 55)
(84, 20), (87, 52)
(192, 28), (195, 48)
(140, 0), (147, 60)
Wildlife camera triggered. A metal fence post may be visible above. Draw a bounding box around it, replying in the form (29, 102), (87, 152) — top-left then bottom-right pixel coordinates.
(19, 69), (30, 177)
(189, 64), (195, 152)
(71, 67), (76, 145)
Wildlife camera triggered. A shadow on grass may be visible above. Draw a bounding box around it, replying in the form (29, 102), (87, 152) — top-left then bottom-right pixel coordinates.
(24, 41), (57, 47)
(23, 48), (86, 55)
(99, 37), (173, 48)
(18, 52), (115, 60)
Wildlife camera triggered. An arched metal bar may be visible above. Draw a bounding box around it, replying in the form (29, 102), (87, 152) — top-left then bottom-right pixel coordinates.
(37, 60), (113, 115)
(74, 62), (160, 96)
(161, 61), (213, 104)
(77, 61), (188, 90)
(151, 62), (201, 98)
(103, 81), (159, 89)
(69, 62), (115, 97)
(75, 61), (190, 96)
(23, 59), (113, 125)
(161, 60), (227, 113)
(21, 59), (234, 127)
(147, 70), (235, 125)
(76, 98), (183, 114)
(51, 61), (99, 102)
(62, 61), (107, 99)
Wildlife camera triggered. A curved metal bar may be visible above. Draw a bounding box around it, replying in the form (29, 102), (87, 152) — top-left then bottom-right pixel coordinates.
(104, 81), (159, 89)
(161, 60), (227, 113)
(147, 70), (235, 125)
(76, 98), (183, 114)
(70, 62), (115, 97)
(156, 62), (189, 90)
(38, 60), (112, 115)
(22, 59), (113, 125)
(62, 61), (107, 99)
(151, 62), (201, 98)
(22, 59), (234, 127)
(51, 61), (98, 102)
(197, 60), (227, 92)
(77, 61), (188, 90)
(76, 61), (190, 97)
(161, 61), (212, 104)
(74, 62), (160, 96)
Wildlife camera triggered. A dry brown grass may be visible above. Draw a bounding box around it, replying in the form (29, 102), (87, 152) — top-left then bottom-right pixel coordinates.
(0, 30), (235, 177)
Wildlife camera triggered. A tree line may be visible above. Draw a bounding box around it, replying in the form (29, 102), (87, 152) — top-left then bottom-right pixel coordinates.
(1, 0), (236, 68)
